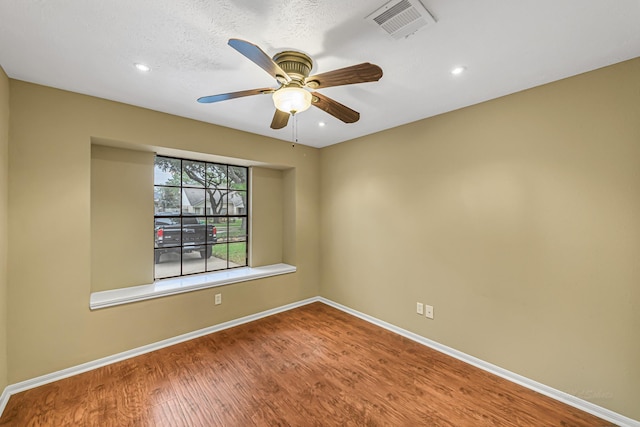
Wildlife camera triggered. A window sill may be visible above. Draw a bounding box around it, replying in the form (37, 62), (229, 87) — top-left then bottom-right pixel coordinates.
(90, 263), (297, 310)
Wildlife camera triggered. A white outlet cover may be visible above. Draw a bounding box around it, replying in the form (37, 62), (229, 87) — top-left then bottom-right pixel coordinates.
(416, 302), (424, 315)
(425, 305), (434, 319)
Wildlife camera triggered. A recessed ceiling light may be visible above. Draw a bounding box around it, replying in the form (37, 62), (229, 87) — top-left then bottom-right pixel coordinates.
(318, 122), (326, 127)
(451, 66), (466, 76)
(135, 63), (151, 72)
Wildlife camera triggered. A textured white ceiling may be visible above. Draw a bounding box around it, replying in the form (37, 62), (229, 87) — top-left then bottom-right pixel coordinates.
(1, 0), (639, 148)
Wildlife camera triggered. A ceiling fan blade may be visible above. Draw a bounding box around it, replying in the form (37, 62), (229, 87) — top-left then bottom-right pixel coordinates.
(311, 92), (360, 123)
(228, 39), (291, 83)
(270, 109), (290, 129)
(306, 63), (383, 89)
(197, 88), (274, 103)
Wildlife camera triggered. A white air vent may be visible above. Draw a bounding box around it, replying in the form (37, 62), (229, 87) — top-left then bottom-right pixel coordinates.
(366, 0), (436, 39)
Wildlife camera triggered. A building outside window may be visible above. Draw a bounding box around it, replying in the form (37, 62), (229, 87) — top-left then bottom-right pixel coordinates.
(153, 155), (248, 279)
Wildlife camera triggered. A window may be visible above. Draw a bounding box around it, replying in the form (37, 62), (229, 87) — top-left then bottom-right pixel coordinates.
(153, 155), (248, 279)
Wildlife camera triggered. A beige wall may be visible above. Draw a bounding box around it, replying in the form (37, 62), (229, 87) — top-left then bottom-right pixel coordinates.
(250, 167), (285, 267)
(8, 80), (321, 382)
(320, 58), (640, 419)
(91, 145), (155, 292)
(0, 65), (9, 391)
(282, 169), (297, 265)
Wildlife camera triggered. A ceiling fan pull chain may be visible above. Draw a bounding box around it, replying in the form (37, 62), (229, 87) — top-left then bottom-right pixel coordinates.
(292, 113), (297, 148)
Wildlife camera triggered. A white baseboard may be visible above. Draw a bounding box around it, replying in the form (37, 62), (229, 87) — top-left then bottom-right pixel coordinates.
(0, 296), (637, 426)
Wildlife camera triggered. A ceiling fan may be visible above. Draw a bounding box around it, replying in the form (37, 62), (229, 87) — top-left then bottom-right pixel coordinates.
(197, 39), (383, 129)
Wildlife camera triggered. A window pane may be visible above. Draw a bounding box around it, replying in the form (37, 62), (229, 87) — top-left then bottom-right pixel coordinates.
(182, 188), (206, 215)
(155, 217), (181, 247)
(182, 161), (206, 188)
(228, 190), (247, 215)
(182, 245), (206, 275)
(154, 248), (181, 279)
(154, 157), (181, 185)
(155, 186), (180, 215)
(228, 242), (247, 267)
(207, 163), (228, 189)
(207, 244), (228, 272)
(205, 188), (228, 215)
(229, 166), (247, 190)
(209, 217), (229, 243)
(181, 216), (206, 247)
(207, 217), (224, 245)
(228, 217), (247, 242)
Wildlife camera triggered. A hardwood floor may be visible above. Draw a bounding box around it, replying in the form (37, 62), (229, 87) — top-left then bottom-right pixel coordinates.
(0, 302), (613, 426)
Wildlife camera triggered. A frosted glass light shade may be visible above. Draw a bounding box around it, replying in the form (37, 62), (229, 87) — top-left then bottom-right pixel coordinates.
(272, 87), (312, 114)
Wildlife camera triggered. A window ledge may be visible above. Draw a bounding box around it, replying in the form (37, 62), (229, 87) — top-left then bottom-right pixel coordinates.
(90, 263), (296, 310)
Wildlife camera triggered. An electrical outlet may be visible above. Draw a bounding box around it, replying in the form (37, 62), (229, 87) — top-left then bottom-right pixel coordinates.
(214, 293), (222, 305)
(425, 304), (434, 319)
(416, 302), (424, 315)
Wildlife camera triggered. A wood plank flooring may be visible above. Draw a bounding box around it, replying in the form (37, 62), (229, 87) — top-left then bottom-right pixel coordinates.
(0, 302), (613, 426)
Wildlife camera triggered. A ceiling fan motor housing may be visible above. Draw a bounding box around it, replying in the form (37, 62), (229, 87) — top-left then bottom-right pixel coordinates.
(273, 51), (313, 85)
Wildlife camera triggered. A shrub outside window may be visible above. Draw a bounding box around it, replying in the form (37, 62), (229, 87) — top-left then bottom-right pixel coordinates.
(153, 155), (248, 279)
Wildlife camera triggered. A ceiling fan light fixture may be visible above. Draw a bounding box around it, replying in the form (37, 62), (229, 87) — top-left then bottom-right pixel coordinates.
(272, 87), (312, 114)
